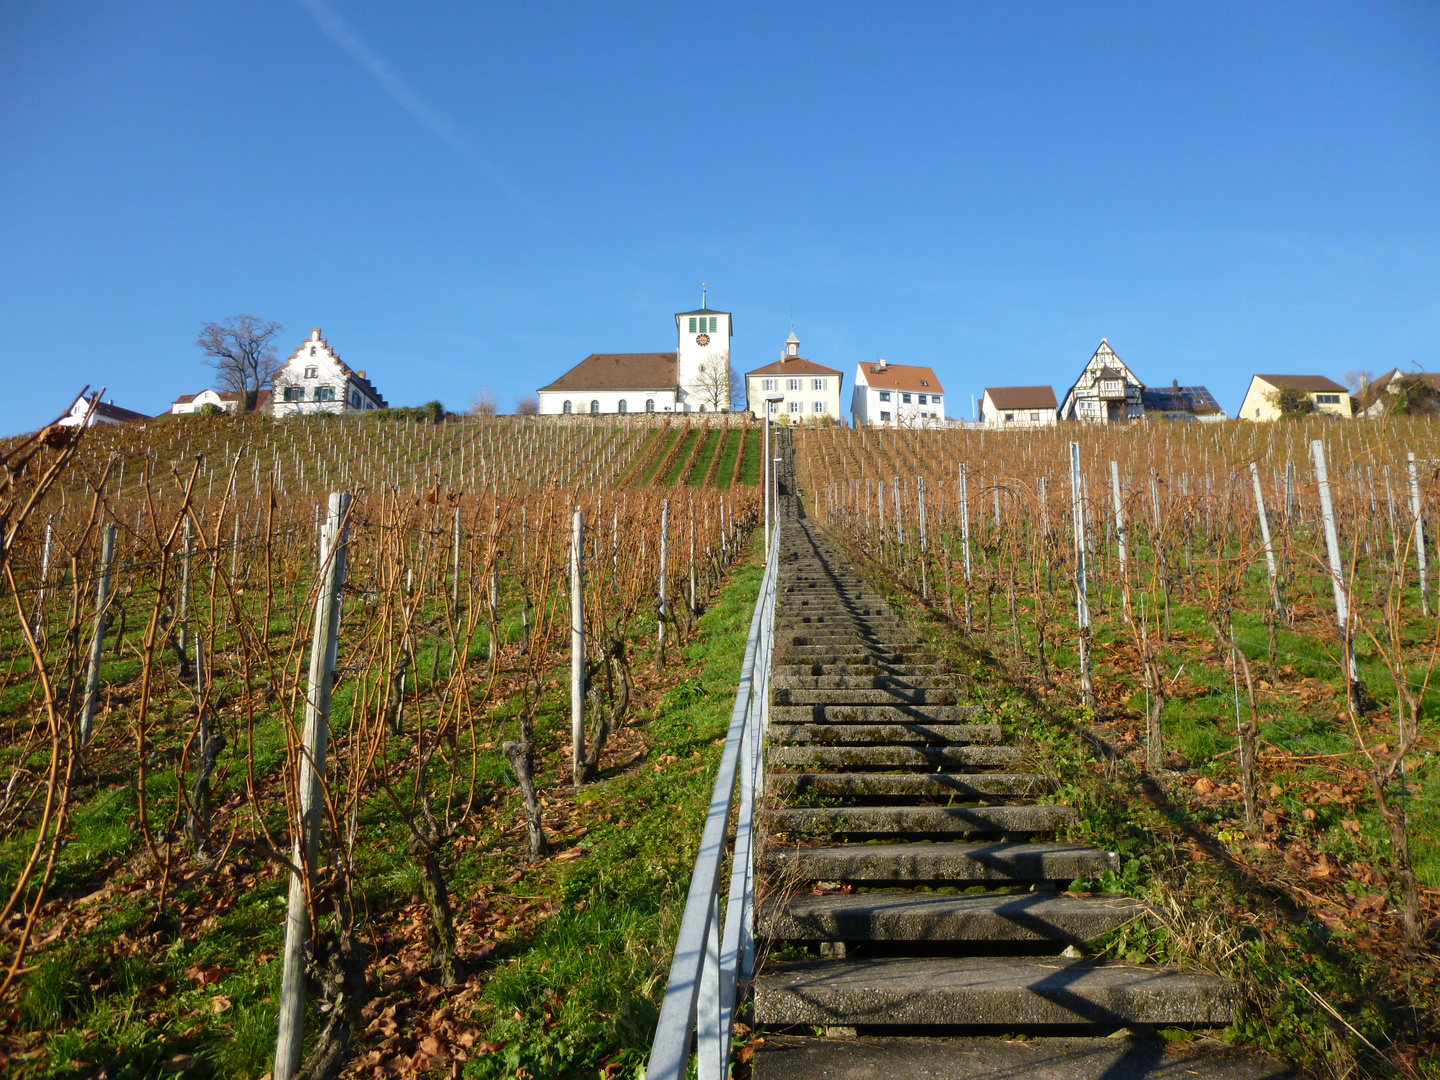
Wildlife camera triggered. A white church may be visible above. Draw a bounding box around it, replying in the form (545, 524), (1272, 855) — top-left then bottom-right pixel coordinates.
(537, 295), (732, 415)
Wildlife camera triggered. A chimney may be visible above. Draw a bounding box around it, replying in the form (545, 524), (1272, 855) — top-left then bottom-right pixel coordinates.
(357, 370), (366, 379)
(311, 329), (322, 340)
(1172, 379), (1178, 389)
(877, 357), (887, 370)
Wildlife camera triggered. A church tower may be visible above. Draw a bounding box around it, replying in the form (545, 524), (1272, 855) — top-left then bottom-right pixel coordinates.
(674, 286), (732, 412)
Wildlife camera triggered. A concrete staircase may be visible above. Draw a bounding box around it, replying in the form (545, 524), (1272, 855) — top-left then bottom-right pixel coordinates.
(751, 489), (1292, 1078)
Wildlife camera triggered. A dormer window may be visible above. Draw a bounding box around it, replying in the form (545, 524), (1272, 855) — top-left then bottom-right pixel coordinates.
(304, 366), (318, 379)
(921, 380), (929, 387)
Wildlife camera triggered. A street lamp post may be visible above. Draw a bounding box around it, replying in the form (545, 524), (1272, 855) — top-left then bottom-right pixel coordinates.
(763, 395), (785, 556)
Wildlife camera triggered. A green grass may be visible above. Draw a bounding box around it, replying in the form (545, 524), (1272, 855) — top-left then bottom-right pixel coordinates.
(637, 429), (682, 487)
(737, 428), (762, 486)
(686, 429), (722, 486)
(658, 431), (699, 486)
(712, 430), (742, 489)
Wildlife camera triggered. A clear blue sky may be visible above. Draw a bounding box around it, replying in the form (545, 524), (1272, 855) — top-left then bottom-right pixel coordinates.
(3, 1), (1437, 433)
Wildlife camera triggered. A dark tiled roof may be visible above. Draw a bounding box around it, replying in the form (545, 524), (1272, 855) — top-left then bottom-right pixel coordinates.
(985, 385), (1057, 409)
(1255, 374), (1347, 394)
(746, 357), (842, 377)
(675, 307), (729, 317)
(539, 353), (678, 393)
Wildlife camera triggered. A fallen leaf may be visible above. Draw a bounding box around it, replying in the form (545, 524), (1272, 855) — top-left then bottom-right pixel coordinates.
(554, 848), (583, 862)
(1193, 777), (1216, 795)
(1341, 818), (1361, 835)
(210, 995), (232, 1015)
(159, 1055), (196, 1073)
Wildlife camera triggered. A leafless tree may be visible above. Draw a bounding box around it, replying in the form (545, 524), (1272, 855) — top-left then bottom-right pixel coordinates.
(691, 357), (734, 413)
(196, 315), (283, 412)
(470, 387), (498, 416)
(514, 395), (539, 416)
(1343, 369), (1375, 395)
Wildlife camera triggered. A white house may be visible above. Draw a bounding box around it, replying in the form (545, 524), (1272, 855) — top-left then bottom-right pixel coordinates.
(851, 359), (945, 427)
(1238, 375), (1351, 422)
(170, 389), (272, 415)
(537, 296), (733, 416)
(744, 331), (844, 422)
(271, 329), (388, 418)
(1058, 339), (1145, 424)
(978, 386), (1058, 428)
(58, 392), (148, 427)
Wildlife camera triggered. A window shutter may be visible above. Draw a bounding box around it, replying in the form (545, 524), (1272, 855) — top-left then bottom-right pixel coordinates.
(689, 317), (697, 332)
(709, 317), (717, 333)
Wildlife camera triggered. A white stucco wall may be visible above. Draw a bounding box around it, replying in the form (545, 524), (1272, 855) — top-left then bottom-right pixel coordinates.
(979, 392), (1057, 428)
(675, 311), (731, 409)
(538, 389), (679, 416)
(271, 330), (382, 417)
(852, 367), (947, 427)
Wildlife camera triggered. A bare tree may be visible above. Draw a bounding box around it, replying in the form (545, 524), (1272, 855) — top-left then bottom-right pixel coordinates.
(691, 357), (733, 412)
(1343, 369), (1375, 395)
(196, 315), (283, 412)
(729, 366), (745, 412)
(514, 395), (540, 416)
(470, 387), (498, 416)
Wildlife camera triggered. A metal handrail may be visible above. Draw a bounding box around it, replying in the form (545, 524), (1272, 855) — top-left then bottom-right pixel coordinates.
(646, 527), (779, 1080)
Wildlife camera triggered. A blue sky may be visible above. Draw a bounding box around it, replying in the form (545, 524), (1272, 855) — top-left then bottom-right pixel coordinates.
(2, 1), (1437, 433)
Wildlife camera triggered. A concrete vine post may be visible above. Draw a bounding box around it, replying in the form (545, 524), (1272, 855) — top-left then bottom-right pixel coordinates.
(1250, 461), (1283, 618)
(79, 522), (116, 746)
(1069, 443), (1094, 709)
(1110, 461), (1130, 625)
(571, 507), (585, 786)
(274, 491), (351, 1080)
(1407, 452), (1429, 617)
(959, 465), (972, 632)
(658, 498), (669, 663)
(1312, 441), (1363, 712)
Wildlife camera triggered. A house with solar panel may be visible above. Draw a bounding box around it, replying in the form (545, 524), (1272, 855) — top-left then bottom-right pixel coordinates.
(1058, 339), (1223, 423)
(1141, 381), (1227, 422)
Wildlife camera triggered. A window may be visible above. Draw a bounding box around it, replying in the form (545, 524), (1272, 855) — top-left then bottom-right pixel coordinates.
(646, 399), (655, 412)
(310, 346), (316, 356)
(918, 395), (927, 405)
(932, 397), (941, 408)
(788, 400), (800, 413)
(1004, 413), (1014, 423)
(618, 399), (628, 414)
(1256, 407), (1261, 418)
(304, 366), (318, 379)
(590, 400), (600, 414)
(1030, 412), (1039, 422)
(879, 391), (891, 402)
(902, 393), (912, 404)
(787, 378), (800, 391)
(283, 386), (302, 402)
(767, 401), (778, 415)
(812, 378), (825, 390)
(688, 316), (718, 333)
(880, 411), (891, 422)
(813, 401), (824, 413)
(1316, 394), (1340, 405)
(350, 390), (360, 407)
(762, 378), (777, 391)
(563, 400), (572, 414)
(920, 379), (929, 387)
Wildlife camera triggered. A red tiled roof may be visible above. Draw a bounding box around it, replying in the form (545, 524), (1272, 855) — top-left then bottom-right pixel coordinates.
(858, 363), (943, 394)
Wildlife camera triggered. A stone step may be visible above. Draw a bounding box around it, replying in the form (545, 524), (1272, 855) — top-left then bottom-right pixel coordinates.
(769, 772), (1044, 801)
(774, 663), (947, 676)
(764, 842), (1119, 884)
(773, 675), (959, 692)
(768, 745), (1021, 772)
(771, 704), (984, 725)
(753, 956), (1238, 1028)
(752, 1035), (1294, 1080)
(760, 891), (1147, 943)
(770, 723), (1002, 747)
(781, 646), (925, 662)
(774, 688), (960, 706)
(784, 638), (927, 651)
(771, 804), (1076, 838)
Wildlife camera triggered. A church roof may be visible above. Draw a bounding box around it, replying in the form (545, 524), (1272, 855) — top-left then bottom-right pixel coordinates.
(539, 352), (679, 393)
(746, 356), (842, 377)
(675, 307), (729, 317)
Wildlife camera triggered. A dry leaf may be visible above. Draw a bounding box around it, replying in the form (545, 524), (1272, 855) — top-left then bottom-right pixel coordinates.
(159, 1055), (196, 1073)
(210, 995), (232, 1015)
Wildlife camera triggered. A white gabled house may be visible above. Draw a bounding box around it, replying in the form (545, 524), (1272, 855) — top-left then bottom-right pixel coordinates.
(271, 329), (388, 417)
(1058, 339), (1145, 424)
(851, 359), (945, 427)
(58, 391), (149, 427)
(170, 389), (273, 415)
(978, 386), (1058, 428)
